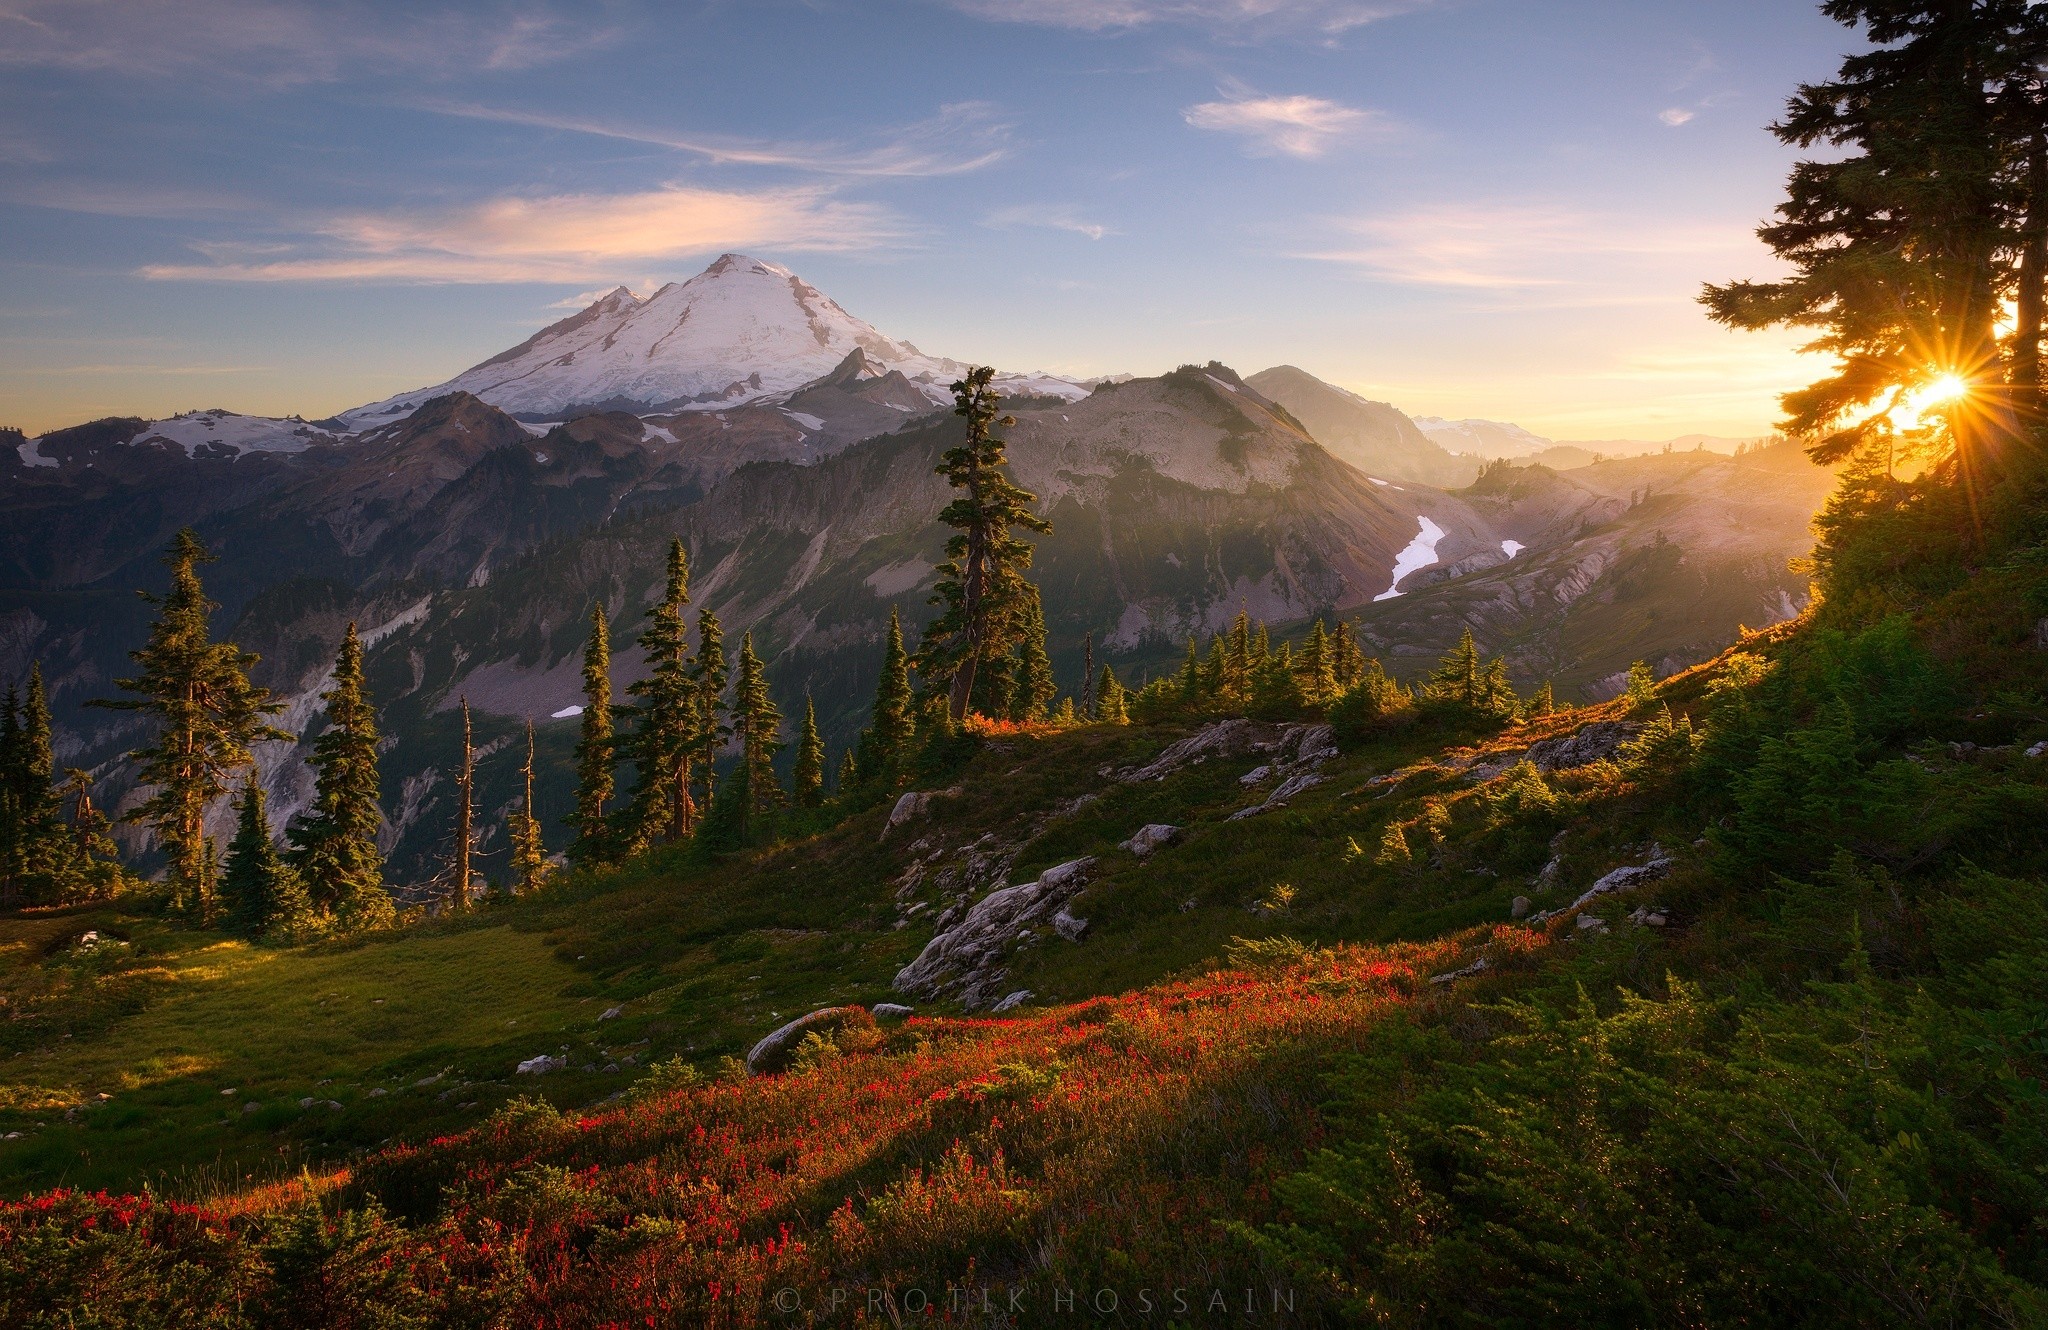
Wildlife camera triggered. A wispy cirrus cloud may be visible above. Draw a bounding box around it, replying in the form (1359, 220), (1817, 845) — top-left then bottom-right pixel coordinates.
(1298, 203), (1762, 292)
(983, 203), (1115, 240)
(0, 0), (617, 87)
(1183, 81), (1391, 157)
(135, 184), (908, 283)
(943, 0), (1427, 35)
(416, 100), (1012, 178)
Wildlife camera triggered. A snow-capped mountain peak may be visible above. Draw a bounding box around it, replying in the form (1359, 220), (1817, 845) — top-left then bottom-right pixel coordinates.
(339, 253), (1083, 430)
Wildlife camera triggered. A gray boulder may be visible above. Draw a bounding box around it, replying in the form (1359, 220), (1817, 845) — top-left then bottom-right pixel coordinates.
(515, 1053), (567, 1076)
(893, 858), (1095, 1005)
(1052, 907), (1090, 942)
(746, 1006), (868, 1076)
(871, 1002), (916, 1021)
(1121, 824), (1180, 858)
(992, 990), (1033, 1013)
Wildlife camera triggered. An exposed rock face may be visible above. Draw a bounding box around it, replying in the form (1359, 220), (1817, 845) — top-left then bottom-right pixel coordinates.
(1531, 845), (1676, 924)
(746, 1006), (869, 1076)
(1467, 720), (1639, 783)
(1116, 719), (1262, 783)
(516, 1054), (567, 1076)
(1229, 724), (1337, 820)
(894, 858), (1096, 1009)
(871, 1003), (916, 1021)
(1121, 824), (1181, 858)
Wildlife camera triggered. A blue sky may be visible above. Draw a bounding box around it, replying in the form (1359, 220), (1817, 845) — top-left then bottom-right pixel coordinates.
(0, 0), (1853, 437)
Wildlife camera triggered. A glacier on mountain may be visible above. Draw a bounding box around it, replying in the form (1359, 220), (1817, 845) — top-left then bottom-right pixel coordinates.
(338, 253), (1085, 429)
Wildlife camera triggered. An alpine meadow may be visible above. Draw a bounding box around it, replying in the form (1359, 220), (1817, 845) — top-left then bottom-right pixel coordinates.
(3, 1), (2048, 1326)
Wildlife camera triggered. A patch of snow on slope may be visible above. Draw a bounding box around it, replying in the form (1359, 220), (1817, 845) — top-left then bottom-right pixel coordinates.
(17, 437), (57, 468)
(128, 409), (338, 458)
(551, 705), (583, 719)
(1502, 539), (1525, 557)
(1374, 516), (1446, 602)
(783, 411), (826, 431)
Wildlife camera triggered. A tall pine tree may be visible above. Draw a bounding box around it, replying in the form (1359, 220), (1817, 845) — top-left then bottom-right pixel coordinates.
(92, 530), (286, 921)
(1010, 587), (1056, 723)
(289, 623), (388, 929)
(793, 695), (826, 808)
(221, 776), (311, 939)
(690, 608), (729, 820)
(622, 540), (697, 850)
(915, 367), (1054, 722)
(569, 603), (615, 864)
(510, 719), (548, 894)
(866, 607), (917, 784)
(732, 633), (783, 823)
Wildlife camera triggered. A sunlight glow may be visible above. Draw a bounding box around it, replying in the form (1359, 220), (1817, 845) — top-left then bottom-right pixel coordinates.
(1897, 372), (1973, 428)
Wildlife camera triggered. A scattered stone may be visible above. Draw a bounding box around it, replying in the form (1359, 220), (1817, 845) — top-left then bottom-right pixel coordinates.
(1511, 895), (1532, 919)
(603, 1063), (619, 1074)
(1117, 718), (1261, 783)
(1628, 905), (1669, 928)
(1576, 914), (1610, 935)
(883, 791), (933, 835)
(1468, 721), (1640, 783)
(1052, 907), (1089, 942)
(1232, 724), (1337, 820)
(2029, 741), (2048, 759)
(871, 1002), (916, 1021)
(414, 1072), (443, 1087)
(1531, 845), (1676, 923)
(1121, 824), (1181, 858)
(2035, 617), (2048, 650)
(1178, 897), (1197, 913)
(220, 1088), (237, 1097)
(3, 1132), (20, 1140)
(242, 1102), (260, 1114)
(516, 1054), (568, 1076)
(367, 1087), (387, 1097)
(298, 1097), (316, 1109)
(1239, 765), (1273, 787)
(599, 1006), (623, 1021)
(992, 990), (1033, 1013)
(893, 858), (1096, 1008)
(1430, 956), (1490, 986)
(746, 1006), (869, 1076)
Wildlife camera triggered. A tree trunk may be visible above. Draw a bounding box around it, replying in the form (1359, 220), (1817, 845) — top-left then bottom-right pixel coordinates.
(947, 460), (989, 725)
(2014, 127), (2048, 406)
(453, 698), (472, 911)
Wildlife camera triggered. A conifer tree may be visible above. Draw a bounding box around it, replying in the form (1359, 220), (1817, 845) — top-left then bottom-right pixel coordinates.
(1526, 681), (1557, 717)
(1623, 660), (1660, 713)
(732, 634), (783, 821)
(690, 609), (729, 817)
(58, 769), (122, 900)
(1251, 642), (1304, 717)
(836, 748), (860, 791)
(3, 669), (66, 903)
(1201, 636), (1229, 704)
(1331, 619), (1365, 691)
(622, 540), (697, 849)
(1177, 636), (1203, 707)
(1480, 657), (1520, 719)
(569, 603), (615, 864)
(1296, 621), (1339, 706)
(793, 695), (826, 808)
(449, 698), (474, 913)
(1096, 665), (1129, 724)
(914, 367), (1054, 722)
(510, 720), (548, 894)
(1225, 611), (1255, 707)
(1010, 589), (1056, 723)
(290, 624), (388, 927)
(1375, 821), (1411, 866)
(221, 776), (311, 939)
(870, 607), (916, 779)
(1428, 628), (1484, 708)
(1702, 0), (2045, 465)
(0, 686), (19, 905)
(1080, 632), (1096, 719)
(92, 530), (286, 921)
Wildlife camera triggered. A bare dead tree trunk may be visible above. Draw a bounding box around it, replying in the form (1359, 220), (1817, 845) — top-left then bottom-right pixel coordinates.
(452, 697), (473, 911)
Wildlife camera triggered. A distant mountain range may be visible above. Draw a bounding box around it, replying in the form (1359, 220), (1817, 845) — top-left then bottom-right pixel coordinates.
(0, 253), (1829, 883)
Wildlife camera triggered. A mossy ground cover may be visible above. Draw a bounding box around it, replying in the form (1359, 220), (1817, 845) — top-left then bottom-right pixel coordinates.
(0, 706), (1611, 1202)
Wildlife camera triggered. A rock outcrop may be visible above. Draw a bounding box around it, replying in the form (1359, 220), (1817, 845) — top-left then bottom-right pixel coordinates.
(746, 1006), (871, 1075)
(894, 858), (1096, 1009)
